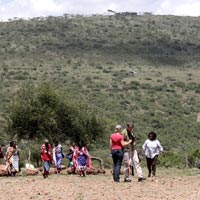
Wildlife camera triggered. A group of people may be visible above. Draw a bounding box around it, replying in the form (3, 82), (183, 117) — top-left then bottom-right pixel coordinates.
(0, 123), (163, 181)
(40, 140), (92, 178)
(110, 122), (163, 182)
(0, 139), (92, 178)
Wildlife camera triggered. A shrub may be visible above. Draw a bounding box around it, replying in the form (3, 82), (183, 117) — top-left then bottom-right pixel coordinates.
(159, 151), (185, 168)
(188, 149), (200, 168)
(195, 159), (200, 169)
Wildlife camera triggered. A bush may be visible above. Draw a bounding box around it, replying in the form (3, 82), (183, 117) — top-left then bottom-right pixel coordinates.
(158, 151), (185, 168)
(188, 149), (200, 168)
(195, 159), (200, 169)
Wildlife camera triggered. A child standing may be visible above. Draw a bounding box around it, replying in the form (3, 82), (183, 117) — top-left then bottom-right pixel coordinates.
(142, 132), (163, 177)
(66, 142), (77, 174)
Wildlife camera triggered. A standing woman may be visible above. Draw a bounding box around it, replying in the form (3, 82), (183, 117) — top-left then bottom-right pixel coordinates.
(110, 125), (132, 182)
(142, 131), (163, 177)
(53, 141), (63, 173)
(73, 142), (92, 177)
(5, 141), (20, 177)
(40, 139), (52, 178)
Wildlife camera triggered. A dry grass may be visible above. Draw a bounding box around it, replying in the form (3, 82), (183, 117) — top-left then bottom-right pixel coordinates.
(0, 168), (199, 200)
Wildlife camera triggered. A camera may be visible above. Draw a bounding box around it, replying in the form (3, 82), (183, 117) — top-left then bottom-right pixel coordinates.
(132, 135), (139, 141)
(128, 132), (139, 143)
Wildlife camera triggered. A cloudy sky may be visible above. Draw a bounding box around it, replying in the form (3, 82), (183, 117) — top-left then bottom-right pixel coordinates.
(0, 0), (199, 21)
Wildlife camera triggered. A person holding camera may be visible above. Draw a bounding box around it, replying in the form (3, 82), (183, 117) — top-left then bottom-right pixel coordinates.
(122, 122), (146, 182)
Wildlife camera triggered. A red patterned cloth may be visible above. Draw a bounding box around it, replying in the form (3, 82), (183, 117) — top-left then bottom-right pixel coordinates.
(40, 144), (52, 161)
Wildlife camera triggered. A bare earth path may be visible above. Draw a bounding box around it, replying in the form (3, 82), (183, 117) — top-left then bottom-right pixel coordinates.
(0, 168), (199, 200)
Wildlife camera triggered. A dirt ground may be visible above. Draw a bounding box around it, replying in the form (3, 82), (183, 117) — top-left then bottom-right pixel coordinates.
(0, 168), (199, 200)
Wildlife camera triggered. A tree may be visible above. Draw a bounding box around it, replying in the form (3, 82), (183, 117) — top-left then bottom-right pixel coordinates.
(6, 82), (106, 146)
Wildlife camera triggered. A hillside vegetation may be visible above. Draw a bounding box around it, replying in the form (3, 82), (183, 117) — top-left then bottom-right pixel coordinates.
(0, 14), (200, 166)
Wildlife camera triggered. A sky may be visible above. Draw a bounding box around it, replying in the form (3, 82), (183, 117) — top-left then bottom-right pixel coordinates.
(0, 0), (199, 21)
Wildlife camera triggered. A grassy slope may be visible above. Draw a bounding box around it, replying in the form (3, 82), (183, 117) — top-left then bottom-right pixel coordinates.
(0, 14), (200, 152)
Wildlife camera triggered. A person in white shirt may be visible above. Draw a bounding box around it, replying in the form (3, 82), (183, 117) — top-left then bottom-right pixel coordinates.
(142, 131), (163, 177)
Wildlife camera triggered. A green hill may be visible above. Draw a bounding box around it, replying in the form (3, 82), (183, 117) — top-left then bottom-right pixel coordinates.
(0, 14), (200, 156)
